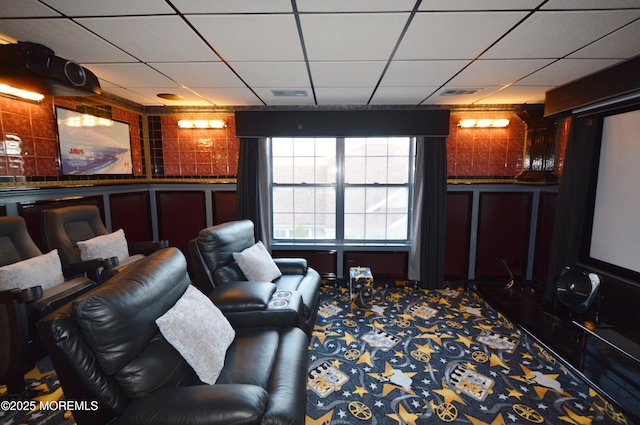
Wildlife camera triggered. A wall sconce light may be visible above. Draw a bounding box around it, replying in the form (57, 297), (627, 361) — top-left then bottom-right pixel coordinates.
(458, 118), (510, 128)
(178, 119), (227, 129)
(0, 83), (45, 102)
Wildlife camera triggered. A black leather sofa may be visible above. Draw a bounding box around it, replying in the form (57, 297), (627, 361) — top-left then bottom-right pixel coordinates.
(38, 248), (309, 425)
(189, 220), (321, 336)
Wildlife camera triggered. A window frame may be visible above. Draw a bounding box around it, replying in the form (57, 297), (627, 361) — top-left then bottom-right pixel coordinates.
(270, 136), (415, 245)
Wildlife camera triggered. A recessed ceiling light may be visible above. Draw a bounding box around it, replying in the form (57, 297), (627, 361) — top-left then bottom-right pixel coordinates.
(157, 93), (185, 100)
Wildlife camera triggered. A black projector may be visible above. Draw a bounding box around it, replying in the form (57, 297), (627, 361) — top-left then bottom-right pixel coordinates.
(0, 41), (101, 97)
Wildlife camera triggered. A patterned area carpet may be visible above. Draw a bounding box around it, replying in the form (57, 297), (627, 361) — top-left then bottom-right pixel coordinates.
(306, 283), (633, 425)
(0, 357), (76, 425)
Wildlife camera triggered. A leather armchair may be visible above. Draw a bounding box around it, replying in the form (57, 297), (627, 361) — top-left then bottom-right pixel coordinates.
(0, 216), (96, 367)
(38, 248), (309, 425)
(41, 205), (168, 282)
(189, 219), (321, 336)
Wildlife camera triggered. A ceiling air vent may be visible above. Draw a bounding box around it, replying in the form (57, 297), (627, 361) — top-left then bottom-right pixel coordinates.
(440, 88), (481, 96)
(271, 89), (308, 97)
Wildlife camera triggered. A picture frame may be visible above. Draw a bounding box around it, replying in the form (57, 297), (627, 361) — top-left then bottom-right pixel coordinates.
(55, 106), (133, 175)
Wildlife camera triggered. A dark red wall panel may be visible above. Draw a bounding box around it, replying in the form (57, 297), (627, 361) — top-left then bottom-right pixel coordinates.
(533, 191), (557, 282)
(344, 251), (408, 280)
(445, 191), (472, 281)
(156, 191), (206, 264)
(212, 191), (237, 225)
(475, 192), (532, 280)
(109, 191), (153, 243)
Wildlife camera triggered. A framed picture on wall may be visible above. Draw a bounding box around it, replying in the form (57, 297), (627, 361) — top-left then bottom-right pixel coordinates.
(55, 106), (133, 175)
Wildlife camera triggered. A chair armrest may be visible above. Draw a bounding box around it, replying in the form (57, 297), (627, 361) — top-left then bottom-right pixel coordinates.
(120, 384), (268, 425)
(128, 240), (169, 256)
(274, 258), (308, 275)
(207, 281), (276, 313)
(62, 257), (118, 281)
(0, 286), (42, 303)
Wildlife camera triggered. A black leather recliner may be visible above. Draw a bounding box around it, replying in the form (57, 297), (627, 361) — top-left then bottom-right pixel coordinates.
(41, 205), (168, 282)
(38, 247), (309, 425)
(189, 219), (321, 336)
(0, 216), (97, 369)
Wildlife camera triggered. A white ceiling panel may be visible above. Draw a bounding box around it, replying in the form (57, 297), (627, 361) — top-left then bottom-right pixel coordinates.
(418, 0), (544, 11)
(187, 14), (303, 62)
(0, 18), (134, 62)
(541, 0), (640, 9)
(518, 59), (622, 86)
(310, 62), (387, 87)
(395, 12), (529, 60)
(569, 19), (640, 59)
(88, 63), (182, 88)
(475, 85), (552, 104)
(370, 86), (438, 105)
(482, 10), (640, 59)
(100, 87), (165, 106)
(196, 88), (266, 106)
(315, 87), (375, 105)
(380, 60), (468, 87)
(253, 88), (316, 106)
(39, 0), (175, 16)
(151, 62), (246, 88)
(297, 0), (415, 12)
(170, 0), (292, 14)
(448, 59), (555, 86)
(0, 0), (61, 17)
(230, 62), (310, 88)
(300, 13), (409, 61)
(422, 86), (502, 105)
(77, 16), (218, 62)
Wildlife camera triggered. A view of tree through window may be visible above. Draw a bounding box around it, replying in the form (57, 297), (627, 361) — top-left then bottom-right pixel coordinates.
(271, 137), (414, 242)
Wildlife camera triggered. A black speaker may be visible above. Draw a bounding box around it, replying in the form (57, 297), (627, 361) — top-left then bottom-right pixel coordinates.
(0, 41), (101, 97)
(556, 266), (601, 313)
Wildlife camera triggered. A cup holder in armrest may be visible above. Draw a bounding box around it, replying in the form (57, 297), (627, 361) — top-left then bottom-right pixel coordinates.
(269, 291), (293, 308)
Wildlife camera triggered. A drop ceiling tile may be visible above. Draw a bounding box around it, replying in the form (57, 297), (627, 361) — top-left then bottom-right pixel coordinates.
(418, 0), (543, 11)
(0, 18), (133, 62)
(101, 87), (165, 106)
(518, 58), (622, 86)
(448, 59), (554, 86)
(40, 0), (175, 16)
(475, 85), (551, 104)
(195, 87), (266, 106)
(395, 12), (529, 60)
(369, 87), (437, 105)
(0, 0), (61, 17)
(541, 0), (640, 9)
(421, 86), (503, 104)
(151, 62), (245, 88)
(569, 19), (640, 59)
(109, 86), (215, 106)
(315, 87), (374, 105)
(89, 63), (181, 88)
(187, 15), (302, 62)
(380, 60), (468, 86)
(297, 0), (415, 12)
(310, 62), (387, 87)
(300, 13), (410, 61)
(229, 62), (310, 88)
(77, 16), (218, 62)
(170, 0), (292, 13)
(482, 10), (640, 59)
(253, 88), (316, 105)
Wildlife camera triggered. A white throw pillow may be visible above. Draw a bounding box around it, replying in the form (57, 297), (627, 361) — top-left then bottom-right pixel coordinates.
(77, 229), (130, 262)
(233, 241), (282, 282)
(156, 285), (235, 385)
(0, 249), (65, 291)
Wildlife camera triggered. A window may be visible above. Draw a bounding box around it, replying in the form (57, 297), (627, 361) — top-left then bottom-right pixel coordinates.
(271, 137), (414, 243)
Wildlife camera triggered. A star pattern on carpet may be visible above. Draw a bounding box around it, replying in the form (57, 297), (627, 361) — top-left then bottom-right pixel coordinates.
(306, 284), (631, 424)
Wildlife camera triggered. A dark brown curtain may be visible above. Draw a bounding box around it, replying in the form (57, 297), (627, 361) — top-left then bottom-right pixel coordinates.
(413, 136), (448, 289)
(544, 116), (599, 301)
